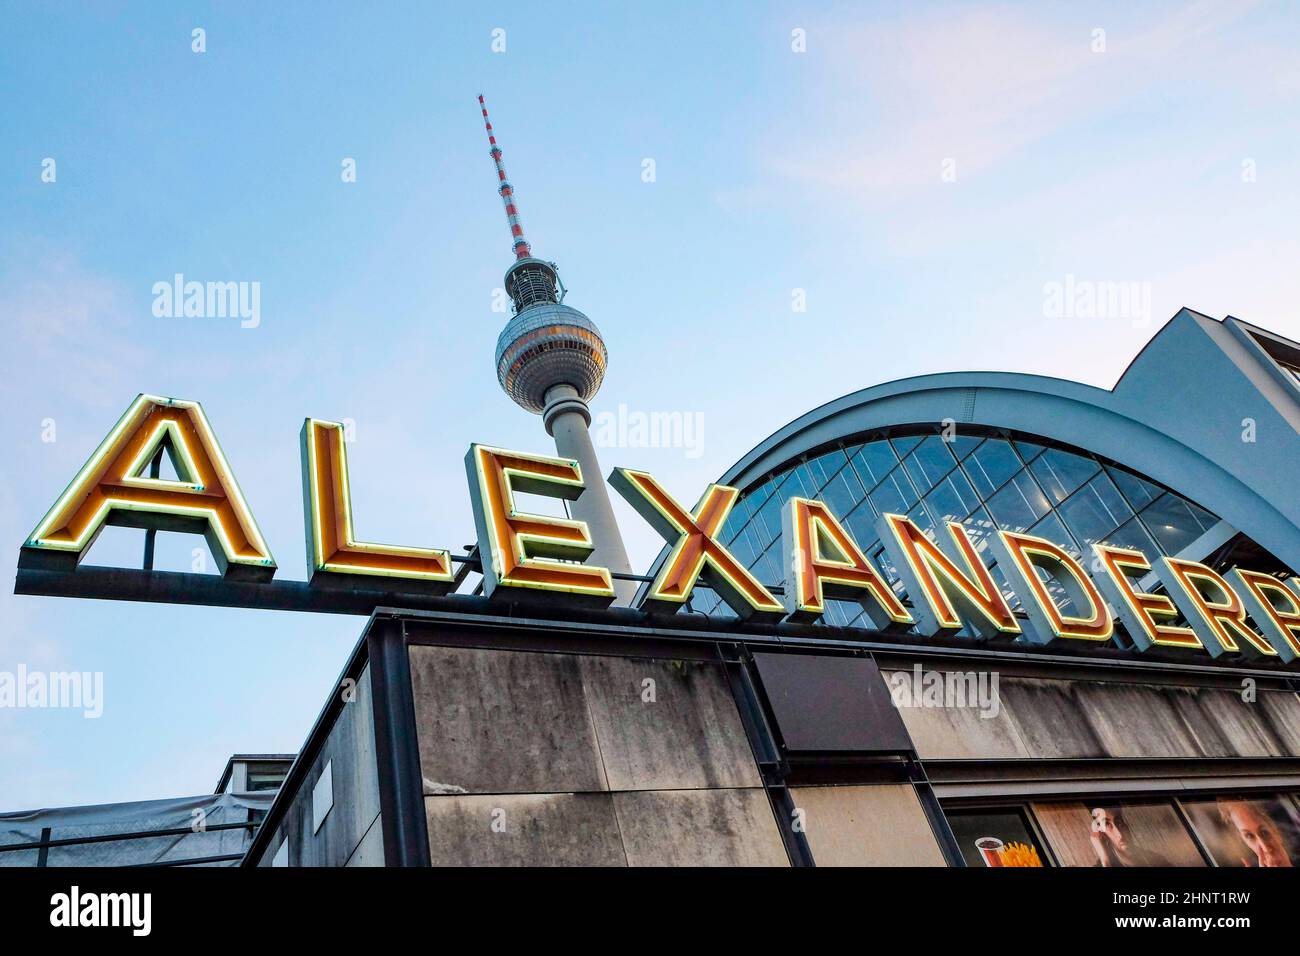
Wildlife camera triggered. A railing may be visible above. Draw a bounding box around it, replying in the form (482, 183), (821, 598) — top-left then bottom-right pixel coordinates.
(0, 820), (259, 867)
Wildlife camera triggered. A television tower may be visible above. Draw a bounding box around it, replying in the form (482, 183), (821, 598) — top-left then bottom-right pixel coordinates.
(478, 94), (636, 603)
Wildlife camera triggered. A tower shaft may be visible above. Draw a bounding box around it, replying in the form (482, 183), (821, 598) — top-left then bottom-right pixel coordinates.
(544, 385), (636, 604)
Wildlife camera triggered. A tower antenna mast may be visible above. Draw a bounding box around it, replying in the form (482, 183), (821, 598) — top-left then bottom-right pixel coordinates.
(478, 94), (531, 261)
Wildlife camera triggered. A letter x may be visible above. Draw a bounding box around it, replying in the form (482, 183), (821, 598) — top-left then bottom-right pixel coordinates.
(610, 468), (783, 619)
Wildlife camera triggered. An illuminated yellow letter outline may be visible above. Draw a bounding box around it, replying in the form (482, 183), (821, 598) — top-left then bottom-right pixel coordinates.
(23, 394), (274, 580)
(300, 419), (453, 589)
(610, 468), (783, 620)
(1088, 545), (1201, 652)
(1228, 569), (1300, 662)
(1156, 558), (1276, 659)
(988, 530), (1113, 645)
(878, 513), (1021, 639)
(782, 497), (912, 627)
(465, 444), (614, 605)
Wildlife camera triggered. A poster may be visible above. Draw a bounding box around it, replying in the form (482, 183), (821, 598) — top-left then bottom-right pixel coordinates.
(1031, 800), (1206, 867)
(946, 808), (1047, 867)
(1181, 793), (1300, 868)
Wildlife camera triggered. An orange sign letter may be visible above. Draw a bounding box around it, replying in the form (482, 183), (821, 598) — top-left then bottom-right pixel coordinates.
(610, 468), (783, 620)
(23, 394), (274, 579)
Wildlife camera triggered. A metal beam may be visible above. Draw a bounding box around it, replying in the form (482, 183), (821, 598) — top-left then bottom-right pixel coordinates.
(15, 563), (1300, 680)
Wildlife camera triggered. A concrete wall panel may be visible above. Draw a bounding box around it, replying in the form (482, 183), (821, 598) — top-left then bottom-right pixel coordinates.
(425, 793), (626, 866)
(1258, 690), (1300, 755)
(1001, 678), (1106, 759)
(409, 645), (607, 795)
(883, 669), (1030, 760)
(1072, 682), (1203, 758)
(613, 789), (788, 866)
(791, 784), (946, 866)
(1171, 687), (1284, 758)
(346, 814), (384, 867)
(579, 656), (759, 791)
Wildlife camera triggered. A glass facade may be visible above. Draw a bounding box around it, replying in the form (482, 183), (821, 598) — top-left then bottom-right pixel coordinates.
(694, 427), (1224, 629)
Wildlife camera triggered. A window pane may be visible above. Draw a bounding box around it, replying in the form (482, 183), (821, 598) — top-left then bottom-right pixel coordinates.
(986, 471), (1051, 531)
(776, 467), (813, 507)
(870, 465), (920, 515)
(945, 809), (1049, 868)
(908, 501), (937, 540)
(903, 436), (957, 494)
(1028, 511), (1080, 558)
(753, 543), (782, 589)
(1141, 493), (1214, 555)
(890, 435), (923, 458)
(1030, 449), (1100, 505)
(964, 439), (1022, 498)
(721, 498), (749, 544)
(1031, 801), (1207, 868)
(752, 492), (783, 547)
(1014, 440), (1047, 463)
(729, 525), (760, 568)
(824, 599), (858, 628)
(1100, 517), (1160, 561)
(805, 448), (848, 489)
(852, 440), (899, 487)
(821, 465), (866, 518)
(1185, 499), (1218, 534)
(925, 468), (981, 523)
(844, 501), (879, 550)
(948, 434), (983, 461)
(742, 477), (775, 516)
(1057, 473), (1133, 548)
(963, 506), (999, 555)
(1107, 466), (1162, 510)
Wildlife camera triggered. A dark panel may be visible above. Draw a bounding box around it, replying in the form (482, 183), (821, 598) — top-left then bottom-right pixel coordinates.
(753, 652), (912, 753)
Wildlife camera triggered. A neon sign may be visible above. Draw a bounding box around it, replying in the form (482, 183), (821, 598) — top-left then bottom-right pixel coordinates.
(20, 394), (1300, 666)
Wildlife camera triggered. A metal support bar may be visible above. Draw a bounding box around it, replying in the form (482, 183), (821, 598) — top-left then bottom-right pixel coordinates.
(0, 820), (258, 854)
(720, 644), (815, 866)
(908, 757), (966, 867)
(15, 565), (1300, 680)
(127, 853), (245, 868)
(141, 446), (163, 571)
(369, 618), (431, 866)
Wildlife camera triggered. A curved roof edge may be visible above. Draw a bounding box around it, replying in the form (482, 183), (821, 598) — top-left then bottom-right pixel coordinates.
(717, 309), (1300, 573)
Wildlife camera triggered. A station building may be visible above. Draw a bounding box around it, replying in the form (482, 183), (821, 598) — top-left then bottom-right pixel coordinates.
(244, 310), (1300, 868)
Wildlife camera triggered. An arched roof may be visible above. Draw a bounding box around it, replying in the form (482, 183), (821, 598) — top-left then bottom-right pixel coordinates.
(716, 310), (1300, 573)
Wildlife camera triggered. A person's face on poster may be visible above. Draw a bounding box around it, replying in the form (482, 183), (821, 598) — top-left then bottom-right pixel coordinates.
(1091, 807), (1128, 855)
(1223, 801), (1294, 868)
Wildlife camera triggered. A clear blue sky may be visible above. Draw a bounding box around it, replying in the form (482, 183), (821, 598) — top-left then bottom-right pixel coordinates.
(2, 0), (1299, 808)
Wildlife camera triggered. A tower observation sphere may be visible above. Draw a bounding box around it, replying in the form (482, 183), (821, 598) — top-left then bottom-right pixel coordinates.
(494, 272), (609, 418)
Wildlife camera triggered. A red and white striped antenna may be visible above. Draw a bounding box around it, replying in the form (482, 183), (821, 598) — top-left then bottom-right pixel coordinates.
(478, 93), (532, 261)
